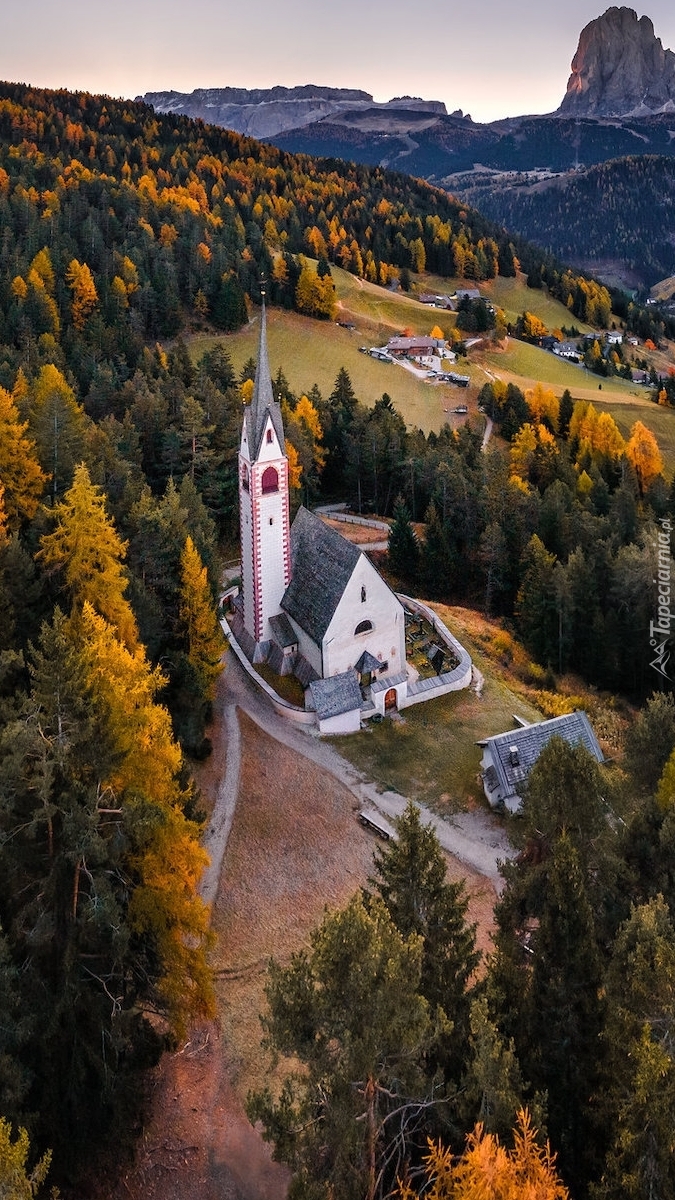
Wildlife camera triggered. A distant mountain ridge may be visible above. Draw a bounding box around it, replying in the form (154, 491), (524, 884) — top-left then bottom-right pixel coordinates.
(139, 84), (448, 141)
(139, 9), (675, 292)
(140, 10), (675, 174)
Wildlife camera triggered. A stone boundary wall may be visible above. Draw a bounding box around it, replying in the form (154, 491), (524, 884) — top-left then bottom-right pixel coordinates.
(221, 618), (316, 726)
(396, 594), (473, 706)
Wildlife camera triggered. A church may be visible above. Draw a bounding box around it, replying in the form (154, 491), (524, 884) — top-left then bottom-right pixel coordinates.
(232, 302), (409, 731)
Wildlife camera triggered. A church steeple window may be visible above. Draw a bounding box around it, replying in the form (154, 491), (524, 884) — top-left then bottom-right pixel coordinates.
(261, 466), (279, 494)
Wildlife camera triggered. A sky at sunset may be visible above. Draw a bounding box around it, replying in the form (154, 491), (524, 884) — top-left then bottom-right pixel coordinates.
(2, 1), (675, 123)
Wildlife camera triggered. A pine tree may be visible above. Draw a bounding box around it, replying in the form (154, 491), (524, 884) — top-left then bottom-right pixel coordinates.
(460, 997), (537, 1142)
(525, 835), (604, 1193)
(387, 497), (419, 584)
(596, 897), (675, 1200)
(515, 535), (558, 667)
(247, 894), (431, 1200)
(558, 389), (574, 440)
(368, 801), (479, 1078)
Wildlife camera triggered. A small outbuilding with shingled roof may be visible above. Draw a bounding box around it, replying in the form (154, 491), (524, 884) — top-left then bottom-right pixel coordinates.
(480, 711), (604, 813)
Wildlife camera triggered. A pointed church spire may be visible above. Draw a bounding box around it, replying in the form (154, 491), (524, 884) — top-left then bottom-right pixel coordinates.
(246, 294), (285, 459)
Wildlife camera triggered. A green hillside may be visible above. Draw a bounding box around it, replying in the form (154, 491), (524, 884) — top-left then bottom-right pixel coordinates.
(191, 266), (675, 464)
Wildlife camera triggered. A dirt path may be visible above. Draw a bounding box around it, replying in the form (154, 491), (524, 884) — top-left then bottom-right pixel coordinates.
(112, 654), (509, 1200)
(199, 704), (241, 910)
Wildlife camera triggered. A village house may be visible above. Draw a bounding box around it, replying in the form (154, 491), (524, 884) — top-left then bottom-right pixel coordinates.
(418, 292), (454, 309)
(552, 340), (582, 362)
(480, 711), (603, 813)
(386, 334), (446, 358)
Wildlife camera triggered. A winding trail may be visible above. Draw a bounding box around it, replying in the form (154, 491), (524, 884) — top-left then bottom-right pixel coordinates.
(199, 704), (241, 910)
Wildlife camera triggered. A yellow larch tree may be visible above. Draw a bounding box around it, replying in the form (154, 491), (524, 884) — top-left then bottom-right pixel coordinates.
(509, 423), (538, 481)
(592, 411), (625, 462)
(179, 535), (224, 702)
(0, 1119), (52, 1200)
(399, 1109), (568, 1200)
(625, 420), (664, 495)
(293, 394), (327, 476)
(25, 362), (88, 502)
(77, 602), (214, 1036)
(29, 246), (55, 293)
(525, 383), (559, 432)
(0, 482), (8, 546)
(286, 441), (303, 490)
(0, 386), (47, 529)
(569, 400), (596, 446)
(38, 462), (138, 649)
(520, 311), (548, 340)
(66, 258), (98, 329)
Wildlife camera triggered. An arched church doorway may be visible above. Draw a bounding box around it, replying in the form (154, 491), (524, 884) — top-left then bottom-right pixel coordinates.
(384, 688), (397, 712)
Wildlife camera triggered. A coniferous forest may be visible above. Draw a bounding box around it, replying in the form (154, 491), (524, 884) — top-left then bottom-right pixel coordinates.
(0, 79), (674, 1198)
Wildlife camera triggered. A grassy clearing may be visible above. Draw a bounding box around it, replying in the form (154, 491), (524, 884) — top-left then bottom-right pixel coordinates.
(479, 338), (645, 398)
(334, 600), (631, 816)
(596, 399), (675, 471)
(188, 307), (480, 434)
(186, 266), (673, 456)
(335, 607), (541, 816)
(478, 275), (595, 331)
(254, 662), (306, 707)
(334, 267), (458, 340)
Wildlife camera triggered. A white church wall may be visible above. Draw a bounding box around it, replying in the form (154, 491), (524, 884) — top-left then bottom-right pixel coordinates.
(323, 556), (405, 678)
(371, 679), (408, 715)
(318, 709), (362, 735)
(239, 459), (256, 638)
(256, 466), (290, 642)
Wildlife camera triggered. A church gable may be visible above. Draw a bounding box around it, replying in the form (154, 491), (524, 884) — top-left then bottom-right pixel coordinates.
(255, 414), (283, 462)
(323, 553), (405, 678)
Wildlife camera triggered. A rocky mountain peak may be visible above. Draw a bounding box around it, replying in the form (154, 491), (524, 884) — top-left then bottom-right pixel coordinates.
(559, 6), (675, 116)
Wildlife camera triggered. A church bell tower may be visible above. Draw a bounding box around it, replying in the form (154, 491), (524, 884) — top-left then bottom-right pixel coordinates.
(238, 299), (291, 646)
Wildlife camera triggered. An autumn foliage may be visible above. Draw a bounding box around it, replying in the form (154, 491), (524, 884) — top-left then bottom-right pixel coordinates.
(399, 1110), (568, 1200)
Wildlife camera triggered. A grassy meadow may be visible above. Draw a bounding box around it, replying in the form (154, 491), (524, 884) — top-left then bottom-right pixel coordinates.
(334, 605), (541, 814)
(479, 338), (650, 400)
(186, 264), (675, 460)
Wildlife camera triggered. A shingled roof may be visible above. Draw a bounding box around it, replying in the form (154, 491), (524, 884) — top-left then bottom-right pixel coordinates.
(308, 671), (362, 721)
(281, 507), (361, 645)
(485, 711), (603, 806)
(244, 300), (285, 460)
